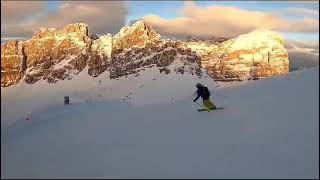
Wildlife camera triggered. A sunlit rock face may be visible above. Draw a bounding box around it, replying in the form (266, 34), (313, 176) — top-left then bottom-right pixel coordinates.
(23, 23), (90, 84)
(86, 34), (113, 77)
(1, 40), (23, 87)
(185, 30), (289, 80)
(110, 20), (202, 79)
(112, 20), (162, 52)
(0, 23), (90, 86)
(1, 21), (202, 87)
(1, 21), (289, 87)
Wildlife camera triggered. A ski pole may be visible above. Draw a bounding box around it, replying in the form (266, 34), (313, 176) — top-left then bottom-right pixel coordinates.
(194, 101), (206, 109)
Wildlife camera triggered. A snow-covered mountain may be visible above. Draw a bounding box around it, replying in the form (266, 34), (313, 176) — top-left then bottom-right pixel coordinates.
(1, 21), (317, 179)
(1, 63), (215, 128)
(1, 20), (289, 87)
(185, 29), (289, 80)
(1, 21), (203, 87)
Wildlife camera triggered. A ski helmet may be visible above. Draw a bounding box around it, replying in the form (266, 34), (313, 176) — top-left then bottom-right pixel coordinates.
(196, 83), (202, 88)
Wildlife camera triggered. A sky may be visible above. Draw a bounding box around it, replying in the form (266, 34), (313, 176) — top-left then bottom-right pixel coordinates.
(1, 1), (319, 44)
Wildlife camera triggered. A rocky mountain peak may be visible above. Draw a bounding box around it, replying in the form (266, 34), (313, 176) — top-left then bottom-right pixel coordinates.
(1, 23), (289, 87)
(184, 29), (289, 80)
(62, 23), (89, 36)
(113, 20), (161, 51)
(32, 23), (89, 40)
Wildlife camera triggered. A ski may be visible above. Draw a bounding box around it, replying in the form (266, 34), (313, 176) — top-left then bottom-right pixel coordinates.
(197, 109), (211, 112)
(197, 107), (224, 112)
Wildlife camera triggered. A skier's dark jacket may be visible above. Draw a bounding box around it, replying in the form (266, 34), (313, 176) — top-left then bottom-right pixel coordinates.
(193, 86), (210, 102)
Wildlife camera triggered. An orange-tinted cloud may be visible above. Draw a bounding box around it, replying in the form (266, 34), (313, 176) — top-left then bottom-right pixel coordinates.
(143, 2), (319, 39)
(31, 1), (128, 35)
(1, 1), (128, 39)
(1, 1), (46, 25)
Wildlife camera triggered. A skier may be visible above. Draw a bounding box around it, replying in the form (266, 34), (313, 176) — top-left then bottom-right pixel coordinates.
(193, 83), (216, 110)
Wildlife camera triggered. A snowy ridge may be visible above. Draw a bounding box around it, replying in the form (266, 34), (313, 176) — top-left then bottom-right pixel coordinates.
(52, 55), (77, 70)
(230, 29), (284, 51)
(2, 21), (289, 87)
(91, 34), (113, 59)
(1, 62), (215, 128)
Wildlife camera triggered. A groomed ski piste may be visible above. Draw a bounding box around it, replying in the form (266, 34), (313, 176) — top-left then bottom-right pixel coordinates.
(1, 67), (319, 178)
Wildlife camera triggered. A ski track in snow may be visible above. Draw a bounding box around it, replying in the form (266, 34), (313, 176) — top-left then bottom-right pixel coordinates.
(1, 67), (319, 178)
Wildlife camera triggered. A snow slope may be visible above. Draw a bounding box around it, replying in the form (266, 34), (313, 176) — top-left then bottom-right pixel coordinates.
(1, 68), (319, 178)
(1, 65), (215, 128)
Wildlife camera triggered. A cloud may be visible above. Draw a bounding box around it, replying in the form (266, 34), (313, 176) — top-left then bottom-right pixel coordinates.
(1, 1), (128, 39)
(288, 50), (319, 71)
(128, 19), (143, 26)
(291, 1), (319, 5)
(33, 1), (128, 35)
(285, 7), (319, 17)
(1, 26), (35, 39)
(284, 38), (319, 71)
(1, 1), (46, 25)
(143, 2), (319, 39)
(285, 39), (319, 50)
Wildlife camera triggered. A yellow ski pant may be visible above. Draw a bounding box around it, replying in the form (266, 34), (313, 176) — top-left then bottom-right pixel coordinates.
(203, 99), (216, 109)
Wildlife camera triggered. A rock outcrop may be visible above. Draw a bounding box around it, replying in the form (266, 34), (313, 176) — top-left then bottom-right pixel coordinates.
(1, 40), (22, 86)
(185, 30), (289, 80)
(112, 20), (161, 52)
(86, 34), (113, 77)
(110, 20), (201, 79)
(1, 21), (289, 87)
(21, 23), (90, 84)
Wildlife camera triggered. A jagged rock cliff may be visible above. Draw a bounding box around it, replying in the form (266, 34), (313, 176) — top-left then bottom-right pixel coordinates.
(1, 21), (289, 87)
(185, 30), (289, 80)
(110, 20), (201, 79)
(20, 23), (90, 84)
(86, 34), (113, 77)
(1, 40), (23, 87)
